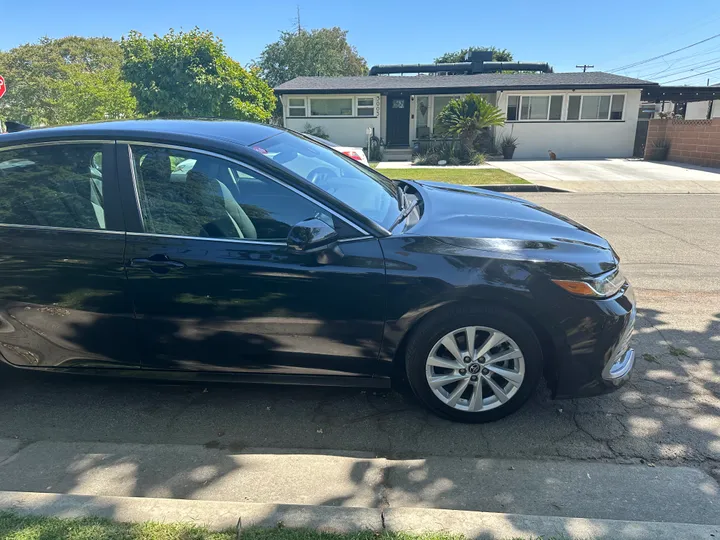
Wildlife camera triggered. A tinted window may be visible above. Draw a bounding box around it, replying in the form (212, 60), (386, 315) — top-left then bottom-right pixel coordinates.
(131, 145), (332, 241)
(0, 144), (106, 230)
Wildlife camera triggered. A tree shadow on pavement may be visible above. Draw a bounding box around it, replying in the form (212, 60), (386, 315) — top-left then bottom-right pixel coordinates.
(0, 298), (718, 528)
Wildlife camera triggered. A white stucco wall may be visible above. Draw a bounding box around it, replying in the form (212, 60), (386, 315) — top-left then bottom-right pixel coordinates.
(281, 94), (381, 147)
(495, 89), (642, 159)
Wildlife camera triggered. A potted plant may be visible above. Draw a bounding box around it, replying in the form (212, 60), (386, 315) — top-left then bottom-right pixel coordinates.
(499, 134), (518, 159)
(648, 139), (670, 161)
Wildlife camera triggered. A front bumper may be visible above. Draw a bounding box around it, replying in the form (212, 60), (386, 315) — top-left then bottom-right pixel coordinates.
(552, 284), (637, 399)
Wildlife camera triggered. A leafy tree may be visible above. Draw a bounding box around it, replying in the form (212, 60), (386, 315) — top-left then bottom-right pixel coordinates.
(255, 27), (368, 87)
(49, 66), (137, 124)
(435, 94), (506, 154)
(434, 47), (513, 64)
(0, 36), (137, 125)
(121, 28), (275, 121)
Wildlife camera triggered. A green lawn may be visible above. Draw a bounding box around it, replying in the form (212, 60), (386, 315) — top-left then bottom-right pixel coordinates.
(374, 168), (528, 186)
(0, 512), (235, 540)
(0, 513), (570, 540)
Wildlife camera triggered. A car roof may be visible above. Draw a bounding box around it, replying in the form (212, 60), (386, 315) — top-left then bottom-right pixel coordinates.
(0, 119), (284, 148)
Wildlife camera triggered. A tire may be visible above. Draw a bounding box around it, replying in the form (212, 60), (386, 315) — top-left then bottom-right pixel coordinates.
(405, 304), (543, 423)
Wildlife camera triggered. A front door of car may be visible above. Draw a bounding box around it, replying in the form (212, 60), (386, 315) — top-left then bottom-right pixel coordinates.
(0, 141), (138, 369)
(120, 143), (388, 377)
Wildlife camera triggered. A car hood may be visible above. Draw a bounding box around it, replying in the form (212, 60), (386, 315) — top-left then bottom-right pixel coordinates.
(403, 180), (618, 275)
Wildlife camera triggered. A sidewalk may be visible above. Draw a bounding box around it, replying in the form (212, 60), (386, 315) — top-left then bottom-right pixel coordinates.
(2, 491), (719, 540)
(0, 439), (718, 532)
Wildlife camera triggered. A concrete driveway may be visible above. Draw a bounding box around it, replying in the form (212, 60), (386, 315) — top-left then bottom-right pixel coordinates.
(489, 158), (720, 193)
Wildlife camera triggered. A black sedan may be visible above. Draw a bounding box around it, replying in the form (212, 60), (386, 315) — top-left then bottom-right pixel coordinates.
(0, 120), (635, 422)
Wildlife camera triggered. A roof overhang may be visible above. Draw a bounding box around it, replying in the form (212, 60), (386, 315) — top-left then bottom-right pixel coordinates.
(643, 86), (720, 103)
(275, 83), (651, 95)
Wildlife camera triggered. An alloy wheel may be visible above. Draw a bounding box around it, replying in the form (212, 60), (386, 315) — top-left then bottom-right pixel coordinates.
(425, 326), (525, 412)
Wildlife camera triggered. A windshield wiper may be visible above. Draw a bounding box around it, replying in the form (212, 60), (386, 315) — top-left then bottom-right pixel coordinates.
(388, 198), (420, 232)
(395, 182), (408, 211)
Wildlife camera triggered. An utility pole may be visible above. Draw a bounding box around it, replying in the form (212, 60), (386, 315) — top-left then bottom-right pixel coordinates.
(576, 64), (594, 72)
(296, 5), (302, 34)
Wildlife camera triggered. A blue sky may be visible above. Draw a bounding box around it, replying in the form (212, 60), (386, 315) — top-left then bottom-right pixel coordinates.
(2, 0), (720, 86)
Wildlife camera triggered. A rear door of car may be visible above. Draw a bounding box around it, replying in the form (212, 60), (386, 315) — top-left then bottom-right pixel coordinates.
(0, 139), (139, 369)
(116, 141), (388, 379)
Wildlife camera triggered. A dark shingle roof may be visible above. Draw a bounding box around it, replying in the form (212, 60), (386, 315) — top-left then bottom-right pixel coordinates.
(275, 72), (656, 94)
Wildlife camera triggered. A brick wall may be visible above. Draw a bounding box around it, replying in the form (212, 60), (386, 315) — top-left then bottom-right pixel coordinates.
(644, 118), (720, 168)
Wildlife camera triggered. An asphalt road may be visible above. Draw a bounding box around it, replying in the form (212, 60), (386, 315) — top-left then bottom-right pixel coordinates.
(0, 193), (718, 471)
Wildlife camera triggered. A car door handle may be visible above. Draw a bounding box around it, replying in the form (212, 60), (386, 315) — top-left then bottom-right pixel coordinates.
(130, 254), (186, 270)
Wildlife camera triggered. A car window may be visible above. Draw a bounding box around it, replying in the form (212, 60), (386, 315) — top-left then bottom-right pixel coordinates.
(252, 132), (400, 229)
(0, 144), (106, 230)
(130, 144), (336, 242)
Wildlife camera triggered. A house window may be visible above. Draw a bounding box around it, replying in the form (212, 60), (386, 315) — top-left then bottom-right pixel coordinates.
(610, 95), (625, 120)
(310, 98), (353, 116)
(287, 98), (306, 117)
(507, 96), (520, 121)
(432, 96), (457, 130)
(357, 97), (375, 116)
(507, 95), (563, 121)
(568, 94), (625, 121)
(416, 96), (430, 138)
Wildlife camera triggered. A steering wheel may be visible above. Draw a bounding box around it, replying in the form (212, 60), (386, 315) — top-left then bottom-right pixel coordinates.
(307, 167), (337, 189)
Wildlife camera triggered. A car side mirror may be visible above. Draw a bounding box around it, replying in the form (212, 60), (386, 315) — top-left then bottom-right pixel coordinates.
(287, 218), (339, 254)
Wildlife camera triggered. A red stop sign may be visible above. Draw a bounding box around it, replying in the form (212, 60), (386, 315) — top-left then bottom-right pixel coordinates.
(0, 75), (6, 99)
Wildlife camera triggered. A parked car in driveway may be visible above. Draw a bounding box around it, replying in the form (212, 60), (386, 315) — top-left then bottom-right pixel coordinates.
(0, 120), (635, 422)
(303, 133), (369, 166)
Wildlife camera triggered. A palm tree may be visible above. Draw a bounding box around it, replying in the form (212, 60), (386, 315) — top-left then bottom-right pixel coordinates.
(435, 94), (506, 154)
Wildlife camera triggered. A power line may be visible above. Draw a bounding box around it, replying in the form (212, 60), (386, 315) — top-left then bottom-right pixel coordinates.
(607, 32), (720, 73)
(651, 57), (720, 80)
(662, 66), (720, 84)
(576, 64), (594, 72)
(642, 57), (720, 79)
(633, 45), (720, 78)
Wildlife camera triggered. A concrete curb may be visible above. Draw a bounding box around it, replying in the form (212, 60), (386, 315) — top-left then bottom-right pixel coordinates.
(384, 507), (720, 540)
(479, 184), (569, 192)
(0, 490), (719, 540)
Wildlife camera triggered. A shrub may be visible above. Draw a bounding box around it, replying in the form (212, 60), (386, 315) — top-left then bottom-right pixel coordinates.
(469, 152), (487, 165)
(414, 151), (440, 165)
(413, 137), (486, 166)
(435, 94), (506, 154)
(302, 123), (330, 140)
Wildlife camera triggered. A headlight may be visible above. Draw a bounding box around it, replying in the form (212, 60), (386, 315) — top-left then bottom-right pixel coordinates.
(552, 268), (627, 298)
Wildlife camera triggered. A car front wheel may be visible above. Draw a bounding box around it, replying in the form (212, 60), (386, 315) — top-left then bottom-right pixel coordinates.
(405, 305), (543, 422)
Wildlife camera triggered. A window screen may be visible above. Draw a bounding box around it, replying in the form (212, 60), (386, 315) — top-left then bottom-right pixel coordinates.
(287, 98), (306, 117)
(520, 96), (550, 120)
(357, 97), (375, 116)
(610, 95), (625, 120)
(549, 96), (563, 120)
(310, 98), (352, 116)
(506, 96), (520, 121)
(567, 95), (581, 120)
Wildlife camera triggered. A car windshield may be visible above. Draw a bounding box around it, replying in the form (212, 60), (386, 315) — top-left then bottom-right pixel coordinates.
(250, 132), (400, 229)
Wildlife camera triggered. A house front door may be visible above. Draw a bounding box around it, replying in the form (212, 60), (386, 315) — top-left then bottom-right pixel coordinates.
(386, 94), (410, 147)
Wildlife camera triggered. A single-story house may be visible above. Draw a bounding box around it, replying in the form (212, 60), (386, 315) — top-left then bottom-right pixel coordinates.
(275, 71), (654, 159)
